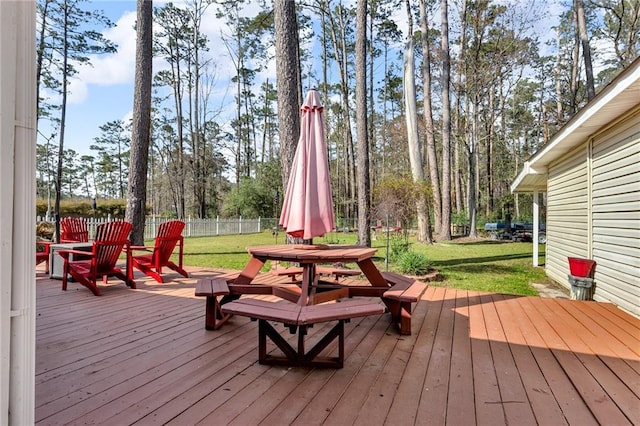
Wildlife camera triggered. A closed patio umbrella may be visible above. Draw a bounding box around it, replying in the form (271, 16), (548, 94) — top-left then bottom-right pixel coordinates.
(279, 89), (335, 242)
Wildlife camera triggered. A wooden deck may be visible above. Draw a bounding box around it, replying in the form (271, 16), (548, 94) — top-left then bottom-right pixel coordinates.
(35, 265), (640, 425)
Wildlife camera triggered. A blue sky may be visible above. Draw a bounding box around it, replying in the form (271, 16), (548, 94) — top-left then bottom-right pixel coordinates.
(38, 0), (270, 157)
(38, 0), (572, 158)
(39, 1), (137, 155)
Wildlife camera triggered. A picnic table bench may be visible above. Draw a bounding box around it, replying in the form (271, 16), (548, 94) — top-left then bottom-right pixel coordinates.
(221, 298), (384, 368)
(195, 276), (234, 330)
(380, 271), (428, 335)
(195, 270), (428, 335)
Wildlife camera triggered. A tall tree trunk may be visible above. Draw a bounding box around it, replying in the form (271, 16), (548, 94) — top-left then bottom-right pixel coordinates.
(35, 0), (53, 124)
(485, 88), (495, 218)
(468, 97), (478, 238)
(125, 0), (153, 245)
(420, 0), (438, 241)
(338, 6), (356, 219)
(453, 0), (467, 219)
(355, 0), (371, 246)
(575, 0), (595, 99)
(274, 0), (301, 189)
(440, 0), (452, 240)
(327, 5), (356, 220)
(555, 29), (564, 127)
(54, 0), (70, 243)
(367, 3), (376, 192)
(405, 0), (430, 244)
(570, 9), (580, 114)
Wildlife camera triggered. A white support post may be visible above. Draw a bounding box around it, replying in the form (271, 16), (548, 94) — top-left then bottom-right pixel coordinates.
(0, 2), (36, 424)
(533, 191), (540, 267)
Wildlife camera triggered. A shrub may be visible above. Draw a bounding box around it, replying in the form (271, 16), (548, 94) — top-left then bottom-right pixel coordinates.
(397, 250), (431, 276)
(36, 221), (54, 240)
(389, 235), (410, 262)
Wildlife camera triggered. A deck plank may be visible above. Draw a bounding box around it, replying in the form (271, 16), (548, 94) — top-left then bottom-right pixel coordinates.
(353, 285), (431, 425)
(533, 298), (638, 424)
(445, 289), (476, 425)
(493, 294), (569, 425)
(384, 286), (444, 424)
(523, 297), (632, 425)
(33, 268), (640, 425)
(481, 294), (537, 426)
(320, 317), (400, 424)
(561, 300), (640, 379)
(467, 292), (505, 425)
(574, 301), (640, 358)
(132, 317), (323, 425)
(258, 315), (383, 425)
(517, 297), (600, 426)
(415, 287), (457, 424)
(290, 315), (391, 425)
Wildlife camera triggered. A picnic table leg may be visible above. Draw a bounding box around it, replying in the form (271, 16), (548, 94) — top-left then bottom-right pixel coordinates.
(205, 295), (233, 330)
(303, 320), (344, 368)
(258, 320), (298, 365)
(382, 298), (413, 335)
(255, 320), (345, 368)
(235, 257), (265, 285)
(357, 258), (388, 287)
(399, 303), (412, 335)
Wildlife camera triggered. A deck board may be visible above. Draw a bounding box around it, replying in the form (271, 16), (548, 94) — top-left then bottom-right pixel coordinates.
(522, 297), (631, 425)
(384, 286), (442, 425)
(445, 289), (476, 426)
(34, 265), (640, 425)
(415, 287), (457, 425)
(481, 293), (538, 425)
(494, 294), (568, 425)
(467, 292), (505, 425)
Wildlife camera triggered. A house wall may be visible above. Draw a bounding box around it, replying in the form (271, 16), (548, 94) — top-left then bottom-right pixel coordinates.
(590, 111), (640, 316)
(546, 110), (640, 317)
(546, 145), (590, 285)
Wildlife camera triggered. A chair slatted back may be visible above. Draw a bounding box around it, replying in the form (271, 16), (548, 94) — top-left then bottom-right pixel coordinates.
(60, 217), (89, 242)
(152, 220), (185, 265)
(93, 221), (132, 273)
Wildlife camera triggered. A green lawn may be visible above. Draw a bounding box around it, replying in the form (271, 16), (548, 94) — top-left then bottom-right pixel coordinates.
(179, 230), (549, 296)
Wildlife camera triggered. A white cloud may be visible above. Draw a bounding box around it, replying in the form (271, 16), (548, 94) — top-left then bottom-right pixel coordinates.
(121, 108), (134, 124)
(69, 10), (137, 104)
(66, 76), (89, 104)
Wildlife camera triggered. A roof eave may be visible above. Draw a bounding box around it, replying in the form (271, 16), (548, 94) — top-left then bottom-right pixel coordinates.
(511, 57), (640, 194)
(510, 162), (548, 193)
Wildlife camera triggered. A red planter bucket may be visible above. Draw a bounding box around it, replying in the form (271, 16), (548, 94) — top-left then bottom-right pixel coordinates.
(568, 257), (596, 278)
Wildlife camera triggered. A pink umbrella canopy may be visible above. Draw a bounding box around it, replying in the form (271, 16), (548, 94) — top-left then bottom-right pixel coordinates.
(279, 89), (335, 240)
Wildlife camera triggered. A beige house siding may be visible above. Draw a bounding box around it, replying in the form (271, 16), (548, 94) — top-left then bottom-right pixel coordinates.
(546, 146), (590, 286)
(512, 59), (640, 318)
(545, 111), (640, 317)
(591, 112), (640, 316)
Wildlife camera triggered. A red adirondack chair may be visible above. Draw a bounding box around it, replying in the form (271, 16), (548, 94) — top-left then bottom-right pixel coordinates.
(58, 221), (134, 296)
(60, 217), (89, 243)
(129, 220), (189, 283)
(36, 241), (51, 273)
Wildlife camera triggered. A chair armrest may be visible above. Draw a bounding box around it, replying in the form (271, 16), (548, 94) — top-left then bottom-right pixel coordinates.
(36, 241), (52, 254)
(128, 245), (154, 252)
(56, 249), (94, 260)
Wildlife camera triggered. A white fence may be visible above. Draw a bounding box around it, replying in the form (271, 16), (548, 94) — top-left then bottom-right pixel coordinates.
(37, 217), (276, 240)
